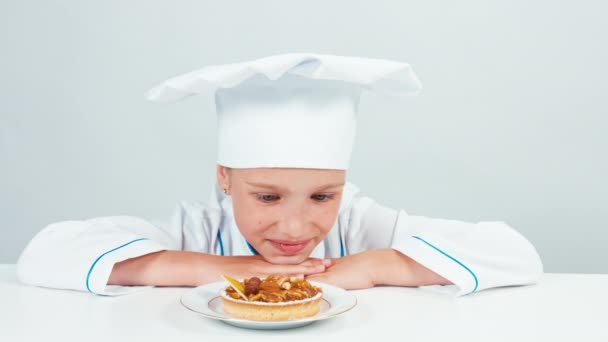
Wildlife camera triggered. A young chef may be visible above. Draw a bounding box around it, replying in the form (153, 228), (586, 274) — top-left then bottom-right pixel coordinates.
(17, 53), (543, 296)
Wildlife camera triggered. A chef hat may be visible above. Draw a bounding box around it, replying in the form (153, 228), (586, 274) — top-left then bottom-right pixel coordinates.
(147, 53), (422, 170)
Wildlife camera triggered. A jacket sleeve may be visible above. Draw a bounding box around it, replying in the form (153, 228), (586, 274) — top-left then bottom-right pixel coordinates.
(16, 202), (214, 295)
(344, 197), (543, 295)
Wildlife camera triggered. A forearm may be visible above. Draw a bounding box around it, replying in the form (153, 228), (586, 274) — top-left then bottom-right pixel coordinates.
(108, 250), (329, 287)
(108, 250), (225, 287)
(371, 249), (452, 287)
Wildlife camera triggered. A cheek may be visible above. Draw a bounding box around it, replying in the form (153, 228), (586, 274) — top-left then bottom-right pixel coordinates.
(235, 211), (264, 233)
(232, 199), (275, 234)
(314, 203), (341, 233)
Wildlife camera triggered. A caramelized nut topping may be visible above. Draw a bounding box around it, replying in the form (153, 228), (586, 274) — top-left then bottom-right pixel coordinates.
(225, 275), (322, 303)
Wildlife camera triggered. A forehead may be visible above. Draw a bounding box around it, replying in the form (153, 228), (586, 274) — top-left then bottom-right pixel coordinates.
(231, 168), (345, 191)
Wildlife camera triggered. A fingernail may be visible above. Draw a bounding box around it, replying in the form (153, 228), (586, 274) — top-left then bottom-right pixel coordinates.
(323, 259), (332, 266)
(315, 264), (325, 271)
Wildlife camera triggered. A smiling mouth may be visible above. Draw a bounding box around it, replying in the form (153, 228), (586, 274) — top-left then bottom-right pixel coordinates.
(268, 240), (310, 255)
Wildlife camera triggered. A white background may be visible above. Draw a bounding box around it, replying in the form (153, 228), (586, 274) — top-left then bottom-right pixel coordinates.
(1, 1), (606, 272)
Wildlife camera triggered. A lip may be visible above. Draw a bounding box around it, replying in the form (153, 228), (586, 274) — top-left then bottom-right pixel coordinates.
(268, 239), (311, 255)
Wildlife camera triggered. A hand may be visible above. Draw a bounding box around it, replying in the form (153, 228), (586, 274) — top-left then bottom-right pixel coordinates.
(305, 251), (378, 290)
(305, 249), (452, 290)
(213, 254), (332, 282)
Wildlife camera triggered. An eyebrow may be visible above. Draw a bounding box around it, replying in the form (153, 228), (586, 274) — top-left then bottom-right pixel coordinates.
(245, 181), (345, 192)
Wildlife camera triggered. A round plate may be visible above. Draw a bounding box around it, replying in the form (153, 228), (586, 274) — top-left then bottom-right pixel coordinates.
(180, 281), (357, 330)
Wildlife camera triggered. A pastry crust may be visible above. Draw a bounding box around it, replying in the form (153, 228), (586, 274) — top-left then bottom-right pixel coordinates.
(221, 291), (322, 321)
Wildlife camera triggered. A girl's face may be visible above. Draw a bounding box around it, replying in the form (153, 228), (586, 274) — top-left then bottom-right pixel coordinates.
(217, 165), (345, 265)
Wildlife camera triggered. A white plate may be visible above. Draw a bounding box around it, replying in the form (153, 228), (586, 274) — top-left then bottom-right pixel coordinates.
(180, 281), (357, 330)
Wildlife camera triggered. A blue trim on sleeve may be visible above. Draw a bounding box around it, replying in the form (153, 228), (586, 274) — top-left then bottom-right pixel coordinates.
(246, 241), (257, 255)
(339, 236), (345, 257)
(217, 230), (225, 256)
(85, 238), (149, 294)
(411, 235), (479, 294)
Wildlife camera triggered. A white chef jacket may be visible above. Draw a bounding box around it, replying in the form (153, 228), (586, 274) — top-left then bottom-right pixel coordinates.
(16, 182), (543, 296)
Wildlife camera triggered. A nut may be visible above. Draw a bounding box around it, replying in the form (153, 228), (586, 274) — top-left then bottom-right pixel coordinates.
(276, 275), (288, 286)
(244, 277), (261, 296)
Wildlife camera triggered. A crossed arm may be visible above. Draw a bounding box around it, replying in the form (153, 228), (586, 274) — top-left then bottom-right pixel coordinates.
(108, 249), (451, 290)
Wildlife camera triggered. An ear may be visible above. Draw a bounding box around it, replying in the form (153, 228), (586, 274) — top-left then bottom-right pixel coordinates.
(216, 164), (230, 191)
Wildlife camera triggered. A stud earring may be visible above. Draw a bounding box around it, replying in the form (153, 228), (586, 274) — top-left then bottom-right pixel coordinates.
(223, 188), (228, 194)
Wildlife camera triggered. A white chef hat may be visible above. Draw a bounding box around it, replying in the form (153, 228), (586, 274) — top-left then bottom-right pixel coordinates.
(146, 53), (422, 170)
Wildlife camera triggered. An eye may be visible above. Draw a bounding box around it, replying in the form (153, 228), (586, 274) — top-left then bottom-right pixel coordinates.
(311, 194), (333, 202)
(256, 194), (280, 203)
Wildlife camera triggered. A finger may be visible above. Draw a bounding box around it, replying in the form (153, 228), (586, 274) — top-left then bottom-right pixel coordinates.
(302, 258), (332, 267)
(274, 263), (326, 276)
(305, 273), (328, 283)
(306, 273), (346, 288)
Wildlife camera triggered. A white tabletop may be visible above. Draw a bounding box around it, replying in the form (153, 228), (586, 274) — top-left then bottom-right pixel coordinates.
(1, 264), (607, 341)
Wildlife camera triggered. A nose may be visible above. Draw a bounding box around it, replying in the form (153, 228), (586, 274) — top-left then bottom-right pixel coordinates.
(277, 202), (310, 239)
